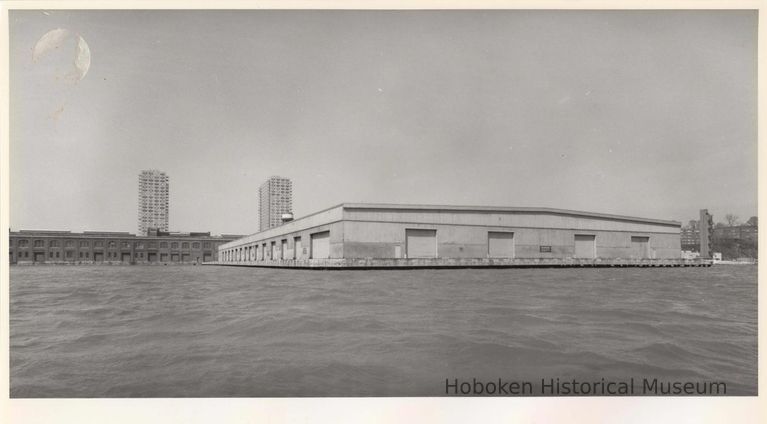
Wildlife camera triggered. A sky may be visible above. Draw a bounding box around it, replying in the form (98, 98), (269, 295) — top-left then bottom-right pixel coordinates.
(8, 10), (757, 235)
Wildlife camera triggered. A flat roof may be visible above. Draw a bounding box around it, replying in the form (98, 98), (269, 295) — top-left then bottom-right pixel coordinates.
(231, 203), (681, 244)
(339, 203), (681, 226)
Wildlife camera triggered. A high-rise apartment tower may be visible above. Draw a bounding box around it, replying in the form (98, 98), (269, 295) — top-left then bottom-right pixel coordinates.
(138, 169), (169, 235)
(259, 176), (293, 231)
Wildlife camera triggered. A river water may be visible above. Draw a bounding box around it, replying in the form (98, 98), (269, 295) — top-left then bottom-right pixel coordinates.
(9, 265), (757, 397)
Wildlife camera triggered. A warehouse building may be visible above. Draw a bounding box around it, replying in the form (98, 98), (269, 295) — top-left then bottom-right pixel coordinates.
(215, 203), (693, 268)
(9, 229), (240, 265)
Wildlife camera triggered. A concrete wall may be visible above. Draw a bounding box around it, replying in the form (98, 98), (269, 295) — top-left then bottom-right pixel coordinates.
(342, 207), (679, 234)
(217, 204), (681, 263)
(341, 221), (680, 260)
(219, 221), (345, 262)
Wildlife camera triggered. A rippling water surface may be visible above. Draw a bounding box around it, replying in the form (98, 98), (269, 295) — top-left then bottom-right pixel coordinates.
(10, 265), (757, 397)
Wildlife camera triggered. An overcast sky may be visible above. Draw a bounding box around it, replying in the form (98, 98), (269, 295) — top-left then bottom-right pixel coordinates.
(9, 10), (757, 235)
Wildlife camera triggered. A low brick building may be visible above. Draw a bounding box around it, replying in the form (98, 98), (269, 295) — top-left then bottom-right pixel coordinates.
(9, 230), (241, 265)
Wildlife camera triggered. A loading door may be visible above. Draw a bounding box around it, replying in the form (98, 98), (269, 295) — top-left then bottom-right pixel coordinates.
(294, 237), (302, 259)
(631, 236), (650, 259)
(406, 229), (437, 258)
(121, 253), (132, 262)
(310, 231), (330, 259)
(488, 232), (515, 258)
(574, 234), (596, 259)
(281, 240), (288, 259)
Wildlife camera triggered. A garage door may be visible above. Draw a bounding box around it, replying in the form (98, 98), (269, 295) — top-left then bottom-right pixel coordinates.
(488, 232), (515, 258)
(294, 237), (302, 259)
(310, 231), (330, 259)
(631, 236), (650, 258)
(406, 229), (437, 258)
(574, 234), (596, 258)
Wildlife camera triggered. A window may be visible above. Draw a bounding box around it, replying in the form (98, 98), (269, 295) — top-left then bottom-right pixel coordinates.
(182, 242), (190, 249)
(80, 241), (89, 248)
(121, 241), (130, 248)
(108, 241), (116, 248)
(49, 252), (54, 258)
(192, 242), (200, 249)
(34, 240), (44, 247)
(94, 241), (104, 248)
(160, 242), (168, 248)
(171, 242), (178, 249)
(135, 242), (144, 249)
(49, 240), (60, 247)
(203, 242), (211, 248)
(18, 240), (28, 247)
(65, 240), (74, 248)
(149, 242), (157, 248)
(66, 250), (73, 258)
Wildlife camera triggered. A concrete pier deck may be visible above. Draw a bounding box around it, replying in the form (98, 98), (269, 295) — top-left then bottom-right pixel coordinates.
(204, 257), (712, 270)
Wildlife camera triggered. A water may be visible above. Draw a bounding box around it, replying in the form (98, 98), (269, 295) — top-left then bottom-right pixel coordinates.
(10, 265), (757, 397)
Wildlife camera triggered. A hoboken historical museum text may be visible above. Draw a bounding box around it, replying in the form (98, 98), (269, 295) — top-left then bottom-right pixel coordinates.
(444, 378), (727, 396)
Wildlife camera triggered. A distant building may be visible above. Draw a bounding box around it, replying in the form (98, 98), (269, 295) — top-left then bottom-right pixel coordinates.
(259, 176), (293, 231)
(680, 226), (700, 251)
(699, 209), (714, 258)
(713, 225), (758, 242)
(9, 230), (241, 265)
(138, 170), (169, 235)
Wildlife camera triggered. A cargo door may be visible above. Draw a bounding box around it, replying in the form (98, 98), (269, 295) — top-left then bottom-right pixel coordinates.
(310, 231), (330, 259)
(294, 237), (302, 259)
(574, 234), (596, 258)
(488, 232), (515, 258)
(631, 236), (650, 259)
(406, 229), (437, 258)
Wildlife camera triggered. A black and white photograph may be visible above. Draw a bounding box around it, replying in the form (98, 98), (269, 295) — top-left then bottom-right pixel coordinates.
(2, 2), (761, 422)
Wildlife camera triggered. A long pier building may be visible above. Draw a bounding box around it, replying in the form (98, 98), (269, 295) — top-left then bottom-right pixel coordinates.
(214, 203), (708, 269)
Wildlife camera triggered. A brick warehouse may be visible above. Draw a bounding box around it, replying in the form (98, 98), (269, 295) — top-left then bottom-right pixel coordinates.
(9, 230), (241, 265)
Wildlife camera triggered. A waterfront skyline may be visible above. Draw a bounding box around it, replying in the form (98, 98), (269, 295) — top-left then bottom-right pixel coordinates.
(9, 10), (757, 235)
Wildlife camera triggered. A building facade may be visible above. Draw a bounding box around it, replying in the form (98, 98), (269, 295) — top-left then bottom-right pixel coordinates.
(258, 176), (293, 231)
(9, 230), (240, 265)
(218, 203), (685, 267)
(713, 225), (758, 242)
(138, 169), (169, 235)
